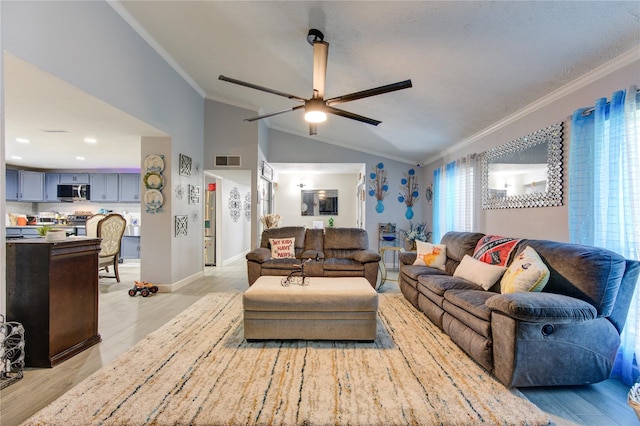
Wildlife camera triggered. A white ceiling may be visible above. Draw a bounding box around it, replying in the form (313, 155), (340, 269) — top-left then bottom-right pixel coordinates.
(4, 54), (167, 170)
(4, 1), (640, 170)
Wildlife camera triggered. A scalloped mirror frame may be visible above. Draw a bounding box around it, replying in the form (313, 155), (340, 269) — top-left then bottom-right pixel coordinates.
(481, 122), (563, 209)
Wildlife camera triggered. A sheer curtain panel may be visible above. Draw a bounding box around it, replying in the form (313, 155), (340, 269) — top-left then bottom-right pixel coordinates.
(432, 155), (476, 243)
(568, 86), (640, 385)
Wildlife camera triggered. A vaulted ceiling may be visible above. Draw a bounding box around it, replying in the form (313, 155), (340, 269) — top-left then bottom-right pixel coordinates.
(5, 1), (639, 169)
(118, 1), (639, 163)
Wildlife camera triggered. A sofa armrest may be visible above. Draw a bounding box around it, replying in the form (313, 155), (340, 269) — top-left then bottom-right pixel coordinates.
(246, 247), (272, 263)
(399, 251), (417, 266)
(301, 250), (325, 260)
(486, 292), (597, 323)
(353, 250), (381, 263)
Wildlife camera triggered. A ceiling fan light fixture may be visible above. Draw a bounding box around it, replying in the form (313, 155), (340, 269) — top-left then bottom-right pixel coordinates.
(304, 99), (327, 123)
(305, 110), (327, 123)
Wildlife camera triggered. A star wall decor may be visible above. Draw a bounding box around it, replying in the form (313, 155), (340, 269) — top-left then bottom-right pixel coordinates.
(174, 183), (185, 200)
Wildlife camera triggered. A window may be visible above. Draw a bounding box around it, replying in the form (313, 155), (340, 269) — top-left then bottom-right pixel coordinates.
(432, 155), (476, 243)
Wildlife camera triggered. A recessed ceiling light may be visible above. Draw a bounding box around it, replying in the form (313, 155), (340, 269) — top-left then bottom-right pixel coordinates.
(76, 156), (86, 161)
(16, 138), (30, 143)
(11, 155), (22, 160)
(84, 138), (97, 143)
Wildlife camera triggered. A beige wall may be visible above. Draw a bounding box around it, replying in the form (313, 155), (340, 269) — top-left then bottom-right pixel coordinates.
(423, 54), (639, 242)
(275, 173), (360, 229)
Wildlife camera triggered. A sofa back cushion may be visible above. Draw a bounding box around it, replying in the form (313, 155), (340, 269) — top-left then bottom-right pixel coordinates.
(608, 260), (640, 333)
(304, 228), (324, 251)
(324, 228), (368, 259)
(515, 239), (627, 317)
(260, 226), (306, 258)
(440, 232), (485, 275)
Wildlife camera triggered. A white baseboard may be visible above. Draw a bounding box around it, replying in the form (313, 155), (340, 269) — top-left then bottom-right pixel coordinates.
(157, 270), (204, 293)
(221, 250), (249, 266)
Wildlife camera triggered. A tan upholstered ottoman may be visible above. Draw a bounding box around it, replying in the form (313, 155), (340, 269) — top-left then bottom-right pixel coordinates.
(243, 276), (378, 341)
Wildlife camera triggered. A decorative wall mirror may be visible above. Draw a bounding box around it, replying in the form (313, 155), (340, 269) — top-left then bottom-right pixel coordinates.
(301, 189), (338, 216)
(481, 122), (563, 209)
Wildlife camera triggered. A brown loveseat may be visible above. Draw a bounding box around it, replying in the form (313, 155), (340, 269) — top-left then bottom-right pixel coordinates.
(399, 231), (640, 388)
(246, 227), (381, 287)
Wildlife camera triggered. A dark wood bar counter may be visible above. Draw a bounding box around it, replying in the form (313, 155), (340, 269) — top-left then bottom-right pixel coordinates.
(6, 237), (102, 367)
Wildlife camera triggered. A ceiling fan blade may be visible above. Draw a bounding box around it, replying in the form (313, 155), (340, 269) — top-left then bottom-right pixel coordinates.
(219, 75), (307, 102)
(326, 106), (381, 126)
(312, 41), (329, 99)
(326, 79), (413, 106)
(244, 105), (305, 122)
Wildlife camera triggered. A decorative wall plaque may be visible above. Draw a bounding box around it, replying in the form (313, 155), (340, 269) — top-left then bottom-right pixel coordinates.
(179, 154), (192, 176)
(244, 192), (251, 221)
(175, 215), (188, 237)
(228, 187), (241, 222)
(188, 184), (200, 205)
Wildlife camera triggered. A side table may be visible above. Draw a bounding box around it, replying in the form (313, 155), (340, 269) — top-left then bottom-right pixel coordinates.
(378, 246), (403, 289)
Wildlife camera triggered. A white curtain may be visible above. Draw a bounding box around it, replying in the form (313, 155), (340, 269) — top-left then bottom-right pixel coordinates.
(432, 155), (476, 243)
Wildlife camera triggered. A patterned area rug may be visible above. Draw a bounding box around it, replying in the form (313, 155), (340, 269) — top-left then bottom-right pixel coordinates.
(25, 293), (549, 425)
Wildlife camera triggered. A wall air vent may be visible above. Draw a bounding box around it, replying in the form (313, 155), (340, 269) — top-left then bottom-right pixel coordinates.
(214, 155), (241, 167)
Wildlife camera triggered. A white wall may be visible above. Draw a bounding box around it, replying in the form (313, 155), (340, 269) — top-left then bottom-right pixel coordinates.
(422, 53), (640, 242)
(219, 176), (251, 263)
(204, 99), (259, 249)
(1, 1), (205, 296)
(267, 128), (425, 250)
(275, 173), (359, 229)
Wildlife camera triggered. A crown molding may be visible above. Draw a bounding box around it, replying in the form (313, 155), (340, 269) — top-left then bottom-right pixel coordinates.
(425, 47), (640, 165)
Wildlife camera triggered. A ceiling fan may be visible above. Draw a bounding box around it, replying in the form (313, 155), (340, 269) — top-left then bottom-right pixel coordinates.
(219, 29), (412, 135)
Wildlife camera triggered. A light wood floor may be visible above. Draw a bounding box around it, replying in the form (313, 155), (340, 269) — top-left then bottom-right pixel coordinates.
(1, 260), (637, 426)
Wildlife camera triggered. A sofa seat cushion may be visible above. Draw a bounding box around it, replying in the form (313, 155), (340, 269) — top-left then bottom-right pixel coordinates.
(260, 258), (302, 270)
(324, 258), (365, 272)
(402, 264), (449, 281)
(443, 290), (494, 341)
(418, 274), (481, 297)
(444, 290), (494, 322)
(486, 292), (597, 323)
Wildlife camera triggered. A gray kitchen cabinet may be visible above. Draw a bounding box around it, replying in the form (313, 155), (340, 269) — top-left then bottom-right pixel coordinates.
(6, 169), (19, 201)
(90, 173), (119, 201)
(120, 236), (140, 259)
(59, 173), (90, 184)
(119, 173), (140, 202)
(19, 170), (44, 201)
(43, 173), (60, 202)
(6, 228), (21, 238)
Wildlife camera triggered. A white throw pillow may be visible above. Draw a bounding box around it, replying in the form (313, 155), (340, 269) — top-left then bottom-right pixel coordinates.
(453, 255), (507, 291)
(269, 237), (296, 259)
(413, 241), (446, 270)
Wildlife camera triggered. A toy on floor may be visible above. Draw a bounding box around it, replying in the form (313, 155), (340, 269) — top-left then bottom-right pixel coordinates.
(128, 281), (159, 297)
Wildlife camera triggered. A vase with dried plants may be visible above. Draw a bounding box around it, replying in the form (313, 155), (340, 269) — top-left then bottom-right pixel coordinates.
(260, 214), (281, 229)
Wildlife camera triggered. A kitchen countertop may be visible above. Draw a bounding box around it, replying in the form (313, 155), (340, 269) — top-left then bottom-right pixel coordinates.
(7, 225), (85, 228)
(6, 236), (99, 244)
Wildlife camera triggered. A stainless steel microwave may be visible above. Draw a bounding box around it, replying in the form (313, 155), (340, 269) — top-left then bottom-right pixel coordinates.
(57, 184), (90, 202)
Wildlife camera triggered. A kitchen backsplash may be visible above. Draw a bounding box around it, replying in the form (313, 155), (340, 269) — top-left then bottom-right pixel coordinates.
(6, 200), (141, 226)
